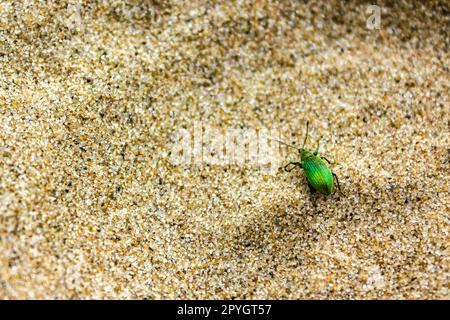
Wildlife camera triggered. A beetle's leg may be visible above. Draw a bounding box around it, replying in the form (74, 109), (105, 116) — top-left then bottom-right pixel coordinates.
(284, 161), (302, 172)
(313, 136), (322, 155)
(332, 172), (345, 196)
(307, 181), (316, 193)
(321, 156), (332, 164)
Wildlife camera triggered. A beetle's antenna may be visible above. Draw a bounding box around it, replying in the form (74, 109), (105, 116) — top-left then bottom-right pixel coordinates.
(270, 138), (298, 150)
(302, 121), (309, 148)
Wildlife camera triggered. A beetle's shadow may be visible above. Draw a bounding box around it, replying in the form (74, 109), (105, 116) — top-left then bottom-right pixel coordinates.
(217, 175), (358, 288)
(200, 172), (426, 298)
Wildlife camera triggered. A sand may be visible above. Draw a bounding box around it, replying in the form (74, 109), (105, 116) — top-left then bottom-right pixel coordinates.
(0, 0), (449, 299)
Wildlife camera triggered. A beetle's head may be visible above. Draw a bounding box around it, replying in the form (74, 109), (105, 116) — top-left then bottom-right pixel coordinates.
(299, 147), (311, 161)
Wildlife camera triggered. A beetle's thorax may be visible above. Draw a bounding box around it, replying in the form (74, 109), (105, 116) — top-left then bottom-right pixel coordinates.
(299, 148), (313, 162)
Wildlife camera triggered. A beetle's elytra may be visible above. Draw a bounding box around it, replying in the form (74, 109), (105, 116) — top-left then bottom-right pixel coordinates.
(276, 122), (343, 196)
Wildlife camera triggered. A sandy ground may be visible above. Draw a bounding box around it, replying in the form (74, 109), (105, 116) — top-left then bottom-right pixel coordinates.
(0, 0), (449, 299)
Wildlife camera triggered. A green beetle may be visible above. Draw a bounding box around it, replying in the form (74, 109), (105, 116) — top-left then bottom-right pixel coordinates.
(276, 122), (343, 196)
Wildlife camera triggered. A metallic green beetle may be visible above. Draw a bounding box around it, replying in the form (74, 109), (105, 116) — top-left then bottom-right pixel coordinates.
(276, 122), (343, 196)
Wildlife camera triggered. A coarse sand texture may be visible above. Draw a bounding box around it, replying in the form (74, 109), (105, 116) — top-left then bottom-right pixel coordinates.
(0, 1), (449, 299)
